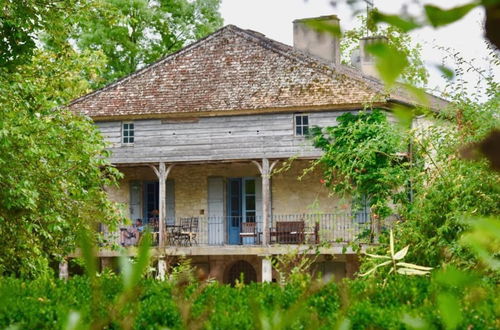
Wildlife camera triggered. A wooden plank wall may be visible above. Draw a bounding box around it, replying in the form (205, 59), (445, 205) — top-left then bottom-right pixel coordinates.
(95, 110), (355, 163)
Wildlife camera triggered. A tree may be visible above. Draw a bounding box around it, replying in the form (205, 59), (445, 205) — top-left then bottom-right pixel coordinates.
(0, 0), (95, 70)
(0, 46), (123, 278)
(75, 0), (223, 85)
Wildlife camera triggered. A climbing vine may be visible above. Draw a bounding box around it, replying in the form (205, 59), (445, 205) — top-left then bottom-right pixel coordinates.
(310, 109), (411, 220)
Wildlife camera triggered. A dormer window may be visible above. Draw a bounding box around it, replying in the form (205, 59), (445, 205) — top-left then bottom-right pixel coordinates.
(295, 114), (309, 136)
(122, 122), (134, 144)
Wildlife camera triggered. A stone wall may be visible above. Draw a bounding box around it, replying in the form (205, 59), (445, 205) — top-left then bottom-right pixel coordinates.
(106, 160), (347, 219)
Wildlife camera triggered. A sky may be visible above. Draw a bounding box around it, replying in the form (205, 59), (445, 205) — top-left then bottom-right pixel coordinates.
(220, 0), (498, 100)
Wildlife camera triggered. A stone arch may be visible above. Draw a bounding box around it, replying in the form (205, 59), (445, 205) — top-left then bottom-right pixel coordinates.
(224, 260), (257, 285)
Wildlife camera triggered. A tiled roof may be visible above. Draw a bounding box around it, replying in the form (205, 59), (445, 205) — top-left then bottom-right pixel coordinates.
(68, 25), (447, 119)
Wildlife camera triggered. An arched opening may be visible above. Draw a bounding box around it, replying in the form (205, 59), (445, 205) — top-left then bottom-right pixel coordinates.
(224, 260), (257, 285)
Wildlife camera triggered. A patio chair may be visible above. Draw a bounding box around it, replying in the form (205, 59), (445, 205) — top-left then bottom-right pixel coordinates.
(178, 217), (199, 246)
(239, 222), (258, 245)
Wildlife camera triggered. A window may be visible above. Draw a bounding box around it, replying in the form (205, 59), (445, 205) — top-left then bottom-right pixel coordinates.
(295, 114), (309, 136)
(122, 122), (134, 144)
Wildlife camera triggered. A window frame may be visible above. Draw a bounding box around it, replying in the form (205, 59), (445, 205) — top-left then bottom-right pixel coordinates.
(294, 114), (309, 136)
(122, 121), (135, 145)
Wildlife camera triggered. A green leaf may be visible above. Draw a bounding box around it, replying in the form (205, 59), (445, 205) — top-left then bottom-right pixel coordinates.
(365, 43), (408, 87)
(425, 2), (479, 27)
(392, 105), (414, 128)
(437, 293), (462, 329)
(305, 19), (342, 37)
(437, 64), (455, 80)
(370, 11), (421, 32)
(401, 313), (429, 330)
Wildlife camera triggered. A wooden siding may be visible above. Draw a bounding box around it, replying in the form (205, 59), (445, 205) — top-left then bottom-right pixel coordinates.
(96, 111), (355, 163)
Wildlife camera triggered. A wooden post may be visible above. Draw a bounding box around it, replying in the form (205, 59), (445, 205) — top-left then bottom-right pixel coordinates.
(158, 162), (166, 248)
(262, 158), (270, 246)
(252, 159), (278, 246)
(149, 163), (175, 248)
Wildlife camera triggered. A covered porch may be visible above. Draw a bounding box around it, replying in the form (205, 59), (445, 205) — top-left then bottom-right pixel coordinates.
(102, 159), (372, 248)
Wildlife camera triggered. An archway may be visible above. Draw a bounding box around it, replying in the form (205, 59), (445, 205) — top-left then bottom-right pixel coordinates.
(224, 260), (257, 285)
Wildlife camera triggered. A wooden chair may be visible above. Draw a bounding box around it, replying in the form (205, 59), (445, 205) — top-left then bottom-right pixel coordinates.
(239, 222), (258, 245)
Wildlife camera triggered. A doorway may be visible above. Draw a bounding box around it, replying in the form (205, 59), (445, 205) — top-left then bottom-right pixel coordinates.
(227, 177), (257, 244)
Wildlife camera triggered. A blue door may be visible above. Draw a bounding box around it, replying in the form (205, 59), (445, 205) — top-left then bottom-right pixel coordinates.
(227, 178), (257, 245)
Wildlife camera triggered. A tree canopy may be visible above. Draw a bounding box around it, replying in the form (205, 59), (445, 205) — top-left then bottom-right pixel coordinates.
(75, 0), (223, 86)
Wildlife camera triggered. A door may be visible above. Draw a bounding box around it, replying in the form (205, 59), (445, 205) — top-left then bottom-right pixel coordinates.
(143, 180), (175, 225)
(227, 177), (258, 245)
(208, 177), (224, 245)
(227, 178), (242, 244)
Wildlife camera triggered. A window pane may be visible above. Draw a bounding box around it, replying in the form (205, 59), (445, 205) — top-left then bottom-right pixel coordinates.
(246, 196), (255, 211)
(129, 123), (134, 129)
(129, 131), (134, 137)
(245, 180), (255, 194)
(303, 126), (309, 135)
(124, 130), (129, 137)
(296, 126), (302, 135)
(302, 116), (308, 125)
(123, 123), (129, 130)
(129, 137), (134, 143)
(296, 115), (302, 125)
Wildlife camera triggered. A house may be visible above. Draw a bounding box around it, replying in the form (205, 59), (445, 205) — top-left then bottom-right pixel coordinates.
(67, 15), (445, 284)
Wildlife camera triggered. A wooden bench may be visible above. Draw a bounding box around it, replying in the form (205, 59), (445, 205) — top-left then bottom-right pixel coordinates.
(270, 221), (320, 244)
(271, 221), (305, 244)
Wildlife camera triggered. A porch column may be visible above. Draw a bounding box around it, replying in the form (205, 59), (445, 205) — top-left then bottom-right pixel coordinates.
(262, 159), (270, 245)
(149, 162), (175, 248)
(158, 162), (166, 247)
(252, 159), (279, 246)
(261, 257), (272, 282)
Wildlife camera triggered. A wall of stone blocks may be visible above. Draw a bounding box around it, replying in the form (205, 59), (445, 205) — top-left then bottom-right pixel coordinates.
(105, 160), (349, 220)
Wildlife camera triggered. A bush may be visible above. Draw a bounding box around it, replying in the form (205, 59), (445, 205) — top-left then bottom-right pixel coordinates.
(0, 274), (497, 329)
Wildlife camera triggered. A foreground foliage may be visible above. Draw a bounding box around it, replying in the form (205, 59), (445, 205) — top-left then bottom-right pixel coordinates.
(0, 272), (497, 330)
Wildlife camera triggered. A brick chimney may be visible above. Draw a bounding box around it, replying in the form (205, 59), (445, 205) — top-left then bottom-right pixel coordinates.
(358, 35), (388, 79)
(293, 15), (341, 65)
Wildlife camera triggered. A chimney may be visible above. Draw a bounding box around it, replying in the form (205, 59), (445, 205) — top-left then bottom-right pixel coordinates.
(358, 35), (388, 79)
(293, 15), (340, 65)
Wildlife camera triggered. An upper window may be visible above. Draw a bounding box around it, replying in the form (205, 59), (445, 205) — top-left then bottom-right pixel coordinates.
(295, 114), (309, 136)
(122, 122), (134, 144)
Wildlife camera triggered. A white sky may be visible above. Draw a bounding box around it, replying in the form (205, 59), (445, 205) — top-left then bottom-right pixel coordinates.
(220, 0), (498, 100)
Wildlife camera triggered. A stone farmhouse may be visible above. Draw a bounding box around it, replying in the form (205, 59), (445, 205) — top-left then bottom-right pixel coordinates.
(68, 15), (445, 284)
